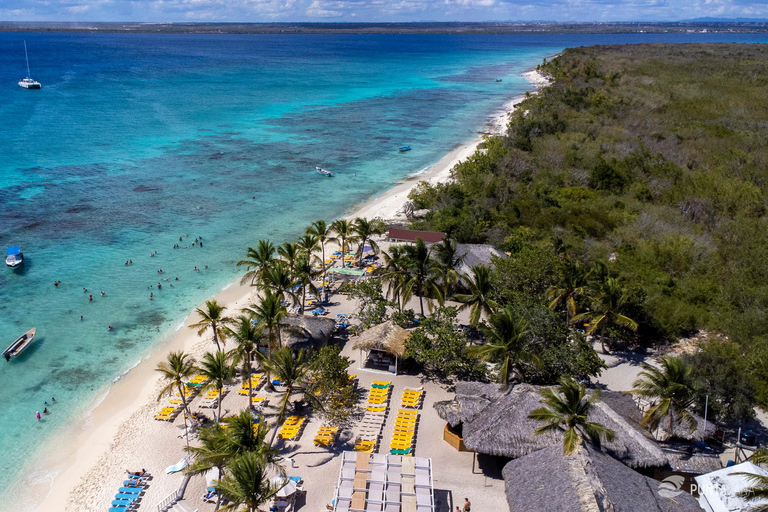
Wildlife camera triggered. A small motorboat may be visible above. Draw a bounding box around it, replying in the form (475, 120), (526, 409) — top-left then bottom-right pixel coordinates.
(398, 146), (412, 152)
(6, 246), (23, 268)
(3, 328), (36, 361)
(316, 166), (333, 177)
(495, 79), (502, 82)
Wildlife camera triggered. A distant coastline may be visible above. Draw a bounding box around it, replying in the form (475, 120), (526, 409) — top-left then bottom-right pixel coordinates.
(3, 21), (768, 34)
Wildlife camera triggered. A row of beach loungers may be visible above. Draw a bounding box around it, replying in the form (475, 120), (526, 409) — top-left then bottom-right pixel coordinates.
(236, 373), (265, 395)
(154, 375), (207, 421)
(354, 381), (392, 453)
(390, 388), (423, 455)
(107, 470), (150, 512)
(336, 452), (434, 512)
(277, 415), (308, 440)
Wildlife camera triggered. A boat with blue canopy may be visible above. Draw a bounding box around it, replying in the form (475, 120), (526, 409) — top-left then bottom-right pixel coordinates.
(6, 247), (23, 268)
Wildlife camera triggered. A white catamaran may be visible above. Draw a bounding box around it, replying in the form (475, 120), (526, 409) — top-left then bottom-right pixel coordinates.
(18, 41), (41, 89)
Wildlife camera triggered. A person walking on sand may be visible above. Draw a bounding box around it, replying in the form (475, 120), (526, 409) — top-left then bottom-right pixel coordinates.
(463, 498), (471, 512)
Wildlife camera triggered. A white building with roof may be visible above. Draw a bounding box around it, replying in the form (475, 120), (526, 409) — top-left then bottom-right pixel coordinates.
(694, 461), (768, 512)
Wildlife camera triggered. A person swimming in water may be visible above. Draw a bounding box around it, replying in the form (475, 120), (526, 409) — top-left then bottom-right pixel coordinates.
(43, 407), (49, 414)
(108, 326), (113, 332)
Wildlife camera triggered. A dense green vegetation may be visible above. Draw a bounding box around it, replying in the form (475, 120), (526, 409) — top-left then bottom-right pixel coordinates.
(409, 44), (768, 412)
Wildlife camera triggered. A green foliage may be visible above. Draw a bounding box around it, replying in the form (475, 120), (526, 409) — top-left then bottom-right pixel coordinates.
(347, 279), (389, 329)
(683, 340), (756, 423)
(308, 346), (356, 425)
(404, 307), (488, 381)
(529, 377), (615, 455)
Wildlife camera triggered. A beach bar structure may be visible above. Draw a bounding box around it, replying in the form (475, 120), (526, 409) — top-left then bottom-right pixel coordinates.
(387, 228), (445, 244)
(332, 451), (434, 512)
(351, 321), (409, 374)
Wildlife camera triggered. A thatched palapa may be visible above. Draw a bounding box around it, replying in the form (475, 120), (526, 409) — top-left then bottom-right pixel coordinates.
(503, 444), (702, 512)
(351, 320), (409, 358)
(279, 315), (335, 350)
(599, 390), (716, 442)
(434, 382), (668, 469)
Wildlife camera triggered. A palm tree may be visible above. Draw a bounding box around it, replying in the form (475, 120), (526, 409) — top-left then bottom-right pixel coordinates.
(216, 452), (280, 512)
(185, 425), (230, 510)
(351, 217), (386, 262)
(294, 255), (318, 314)
(454, 264), (498, 326)
(331, 219), (356, 267)
(546, 259), (590, 325)
(156, 351), (197, 447)
(572, 277), (638, 354)
(736, 449), (768, 511)
(296, 233), (319, 260)
(237, 240), (276, 286)
(630, 356), (698, 438)
(466, 307), (536, 389)
(380, 246), (411, 311)
(190, 300), (229, 352)
(247, 291), (288, 355)
(258, 347), (315, 445)
(277, 241), (300, 272)
(198, 351), (236, 422)
(220, 411), (276, 460)
(432, 238), (464, 299)
(307, 220), (333, 285)
(528, 377), (616, 455)
(260, 260), (298, 305)
(224, 315), (266, 411)
(403, 238), (440, 317)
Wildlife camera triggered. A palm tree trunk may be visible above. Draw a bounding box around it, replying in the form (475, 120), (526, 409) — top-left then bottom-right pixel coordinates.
(215, 463), (223, 510)
(217, 382), (223, 423)
(321, 242), (326, 296)
(246, 357), (253, 411)
(417, 280), (425, 317)
(600, 324), (607, 354)
(212, 325), (221, 353)
(301, 285), (306, 314)
(178, 383), (190, 448)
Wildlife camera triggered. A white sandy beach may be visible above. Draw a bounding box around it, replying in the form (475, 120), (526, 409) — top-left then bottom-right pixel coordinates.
(20, 70), (547, 512)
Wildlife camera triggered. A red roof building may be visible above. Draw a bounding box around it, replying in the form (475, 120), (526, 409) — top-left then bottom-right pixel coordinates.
(388, 228), (446, 244)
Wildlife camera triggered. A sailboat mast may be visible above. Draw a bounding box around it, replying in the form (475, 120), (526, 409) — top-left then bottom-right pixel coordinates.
(24, 41), (31, 78)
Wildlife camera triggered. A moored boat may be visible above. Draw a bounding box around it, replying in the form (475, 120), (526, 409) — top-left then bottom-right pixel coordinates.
(3, 328), (36, 361)
(399, 145), (412, 152)
(6, 247), (23, 268)
(316, 166), (333, 177)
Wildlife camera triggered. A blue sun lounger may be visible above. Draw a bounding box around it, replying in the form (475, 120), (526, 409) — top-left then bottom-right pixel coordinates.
(110, 508), (132, 512)
(114, 494), (137, 501)
(119, 487), (142, 494)
(111, 499), (134, 506)
(122, 480), (144, 487)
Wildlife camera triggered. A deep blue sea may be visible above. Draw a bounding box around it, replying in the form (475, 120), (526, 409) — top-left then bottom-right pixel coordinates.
(1, 31), (767, 510)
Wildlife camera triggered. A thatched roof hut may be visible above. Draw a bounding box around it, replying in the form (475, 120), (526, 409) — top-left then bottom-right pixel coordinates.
(351, 321), (409, 358)
(599, 390), (716, 442)
(454, 243), (507, 276)
(434, 382), (668, 469)
(279, 315), (335, 350)
(503, 444), (702, 512)
(350, 321), (410, 374)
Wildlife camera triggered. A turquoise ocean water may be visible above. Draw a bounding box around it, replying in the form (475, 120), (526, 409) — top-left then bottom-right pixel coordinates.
(0, 32), (767, 509)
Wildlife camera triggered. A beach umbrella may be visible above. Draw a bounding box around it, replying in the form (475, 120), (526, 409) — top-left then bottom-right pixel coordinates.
(270, 476), (298, 497)
(205, 467), (221, 490)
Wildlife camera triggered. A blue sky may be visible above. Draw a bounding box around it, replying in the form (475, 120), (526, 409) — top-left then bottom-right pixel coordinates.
(0, 0), (766, 23)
